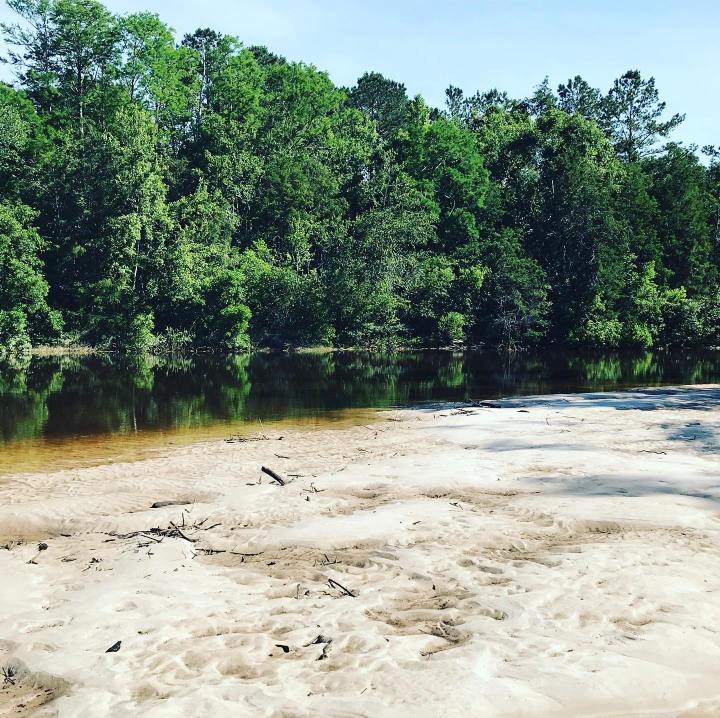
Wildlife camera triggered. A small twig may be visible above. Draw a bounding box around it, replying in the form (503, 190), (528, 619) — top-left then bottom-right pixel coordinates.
(302, 482), (325, 493)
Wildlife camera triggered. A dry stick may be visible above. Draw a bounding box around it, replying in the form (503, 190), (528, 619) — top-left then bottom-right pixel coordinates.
(258, 418), (269, 439)
(327, 577), (356, 597)
(261, 466), (287, 486)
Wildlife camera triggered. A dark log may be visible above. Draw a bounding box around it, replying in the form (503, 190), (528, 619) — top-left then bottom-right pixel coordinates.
(150, 500), (191, 509)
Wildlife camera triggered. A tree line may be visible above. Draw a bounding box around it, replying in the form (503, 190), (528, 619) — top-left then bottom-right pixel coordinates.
(1, 0), (719, 355)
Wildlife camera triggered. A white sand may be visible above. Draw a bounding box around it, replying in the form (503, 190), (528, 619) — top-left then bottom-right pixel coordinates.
(1, 386), (720, 717)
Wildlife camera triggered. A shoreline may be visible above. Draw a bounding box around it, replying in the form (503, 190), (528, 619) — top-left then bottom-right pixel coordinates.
(25, 344), (720, 359)
(1, 386), (720, 716)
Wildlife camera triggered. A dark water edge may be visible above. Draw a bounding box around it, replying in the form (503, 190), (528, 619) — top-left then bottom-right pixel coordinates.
(1, 348), (719, 474)
(3, 347), (720, 443)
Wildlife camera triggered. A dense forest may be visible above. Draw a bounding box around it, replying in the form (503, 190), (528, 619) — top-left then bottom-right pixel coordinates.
(1, 0), (719, 357)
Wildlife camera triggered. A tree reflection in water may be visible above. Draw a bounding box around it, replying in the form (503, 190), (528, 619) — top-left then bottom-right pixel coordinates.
(1, 349), (719, 446)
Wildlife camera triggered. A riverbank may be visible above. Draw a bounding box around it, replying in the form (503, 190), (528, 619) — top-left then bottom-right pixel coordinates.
(1, 386), (720, 716)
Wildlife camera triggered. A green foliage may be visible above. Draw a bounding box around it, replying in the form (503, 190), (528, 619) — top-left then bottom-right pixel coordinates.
(242, 246), (331, 348)
(0, 309), (31, 360)
(0, 202), (61, 348)
(348, 71), (409, 140)
(437, 312), (465, 346)
(0, 0), (718, 353)
(601, 71), (685, 162)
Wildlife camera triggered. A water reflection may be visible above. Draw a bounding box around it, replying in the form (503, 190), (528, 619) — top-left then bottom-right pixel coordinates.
(1, 349), (719, 472)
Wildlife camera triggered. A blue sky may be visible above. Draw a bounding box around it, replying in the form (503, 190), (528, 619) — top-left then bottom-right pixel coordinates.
(1, 0), (718, 150)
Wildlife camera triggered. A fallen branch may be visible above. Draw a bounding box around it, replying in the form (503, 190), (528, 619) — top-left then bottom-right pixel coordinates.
(327, 577), (356, 597)
(168, 521), (195, 543)
(261, 466), (287, 486)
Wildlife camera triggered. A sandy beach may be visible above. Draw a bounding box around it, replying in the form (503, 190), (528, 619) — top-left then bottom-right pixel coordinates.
(1, 386), (720, 717)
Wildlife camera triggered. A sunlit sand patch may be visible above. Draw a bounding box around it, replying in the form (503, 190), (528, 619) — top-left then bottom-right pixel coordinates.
(0, 387), (719, 716)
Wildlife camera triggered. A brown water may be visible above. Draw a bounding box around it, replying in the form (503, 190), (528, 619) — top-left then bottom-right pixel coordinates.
(1, 349), (719, 475)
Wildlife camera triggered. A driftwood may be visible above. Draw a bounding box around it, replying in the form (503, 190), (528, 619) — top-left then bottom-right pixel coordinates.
(261, 466), (287, 486)
(110, 526), (195, 543)
(106, 515), (220, 545)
